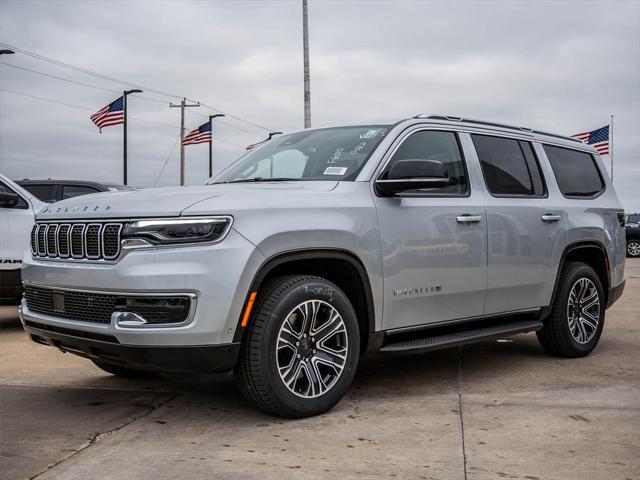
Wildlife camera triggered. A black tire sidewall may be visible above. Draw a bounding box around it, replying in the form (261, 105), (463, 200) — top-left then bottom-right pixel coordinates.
(255, 277), (360, 417)
(554, 264), (605, 355)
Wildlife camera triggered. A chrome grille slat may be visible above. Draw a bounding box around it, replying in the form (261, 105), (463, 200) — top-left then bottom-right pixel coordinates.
(70, 224), (85, 258)
(37, 224), (47, 256)
(30, 225), (38, 256)
(46, 224), (58, 257)
(58, 224), (71, 258)
(33, 221), (123, 262)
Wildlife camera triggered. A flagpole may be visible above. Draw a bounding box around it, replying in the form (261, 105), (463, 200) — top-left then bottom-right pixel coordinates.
(122, 89), (143, 185)
(609, 114), (614, 182)
(123, 92), (127, 185)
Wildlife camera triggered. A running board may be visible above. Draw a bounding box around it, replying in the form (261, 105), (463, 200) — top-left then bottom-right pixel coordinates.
(380, 319), (543, 353)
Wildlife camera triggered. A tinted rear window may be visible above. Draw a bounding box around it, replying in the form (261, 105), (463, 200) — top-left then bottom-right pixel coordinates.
(543, 145), (604, 197)
(471, 134), (545, 196)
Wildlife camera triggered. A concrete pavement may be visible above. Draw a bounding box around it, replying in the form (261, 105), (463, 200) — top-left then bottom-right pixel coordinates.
(1, 259), (639, 479)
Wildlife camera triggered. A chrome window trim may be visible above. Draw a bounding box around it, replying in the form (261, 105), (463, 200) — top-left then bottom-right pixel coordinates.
(22, 281), (198, 329)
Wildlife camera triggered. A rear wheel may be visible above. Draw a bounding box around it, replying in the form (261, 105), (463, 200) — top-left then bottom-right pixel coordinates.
(235, 275), (360, 418)
(92, 360), (159, 378)
(537, 262), (605, 357)
(627, 239), (640, 257)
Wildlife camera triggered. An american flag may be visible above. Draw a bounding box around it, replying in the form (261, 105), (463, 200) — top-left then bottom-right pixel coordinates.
(572, 125), (609, 156)
(90, 96), (124, 132)
(183, 121), (212, 145)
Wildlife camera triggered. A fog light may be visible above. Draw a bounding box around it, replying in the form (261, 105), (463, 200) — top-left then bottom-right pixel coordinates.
(113, 296), (193, 327)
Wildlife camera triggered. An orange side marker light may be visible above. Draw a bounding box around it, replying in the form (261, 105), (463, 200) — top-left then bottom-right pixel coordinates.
(241, 292), (257, 327)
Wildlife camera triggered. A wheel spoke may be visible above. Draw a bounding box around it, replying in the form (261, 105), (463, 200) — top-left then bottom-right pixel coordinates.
(314, 347), (346, 369)
(302, 360), (324, 396)
(280, 319), (301, 344)
(280, 357), (304, 389)
(311, 309), (345, 341)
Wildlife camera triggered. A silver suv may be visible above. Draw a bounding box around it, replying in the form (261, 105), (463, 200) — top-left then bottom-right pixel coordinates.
(19, 115), (626, 418)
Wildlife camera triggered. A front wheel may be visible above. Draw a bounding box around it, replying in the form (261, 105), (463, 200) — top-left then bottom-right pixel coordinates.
(235, 275), (360, 418)
(627, 239), (640, 257)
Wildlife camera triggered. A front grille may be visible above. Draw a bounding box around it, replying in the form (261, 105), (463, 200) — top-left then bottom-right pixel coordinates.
(24, 285), (193, 326)
(32, 221), (124, 261)
(24, 285), (117, 324)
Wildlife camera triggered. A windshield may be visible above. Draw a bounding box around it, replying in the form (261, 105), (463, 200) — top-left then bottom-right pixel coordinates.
(209, 125), (391, 184)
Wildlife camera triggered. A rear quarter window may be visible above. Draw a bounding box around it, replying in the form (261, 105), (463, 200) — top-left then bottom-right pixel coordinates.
(543, 145), (605, 198)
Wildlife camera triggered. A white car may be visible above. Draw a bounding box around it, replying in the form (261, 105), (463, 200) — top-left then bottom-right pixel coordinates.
(0, 173), (45, 305)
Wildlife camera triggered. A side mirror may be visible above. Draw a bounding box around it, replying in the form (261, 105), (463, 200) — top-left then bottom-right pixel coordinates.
(0, 191), (19, 207)
(375, 159), (450, 197)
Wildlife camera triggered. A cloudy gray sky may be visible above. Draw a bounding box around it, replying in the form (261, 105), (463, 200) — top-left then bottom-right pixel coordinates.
(0, 0), (638, 211)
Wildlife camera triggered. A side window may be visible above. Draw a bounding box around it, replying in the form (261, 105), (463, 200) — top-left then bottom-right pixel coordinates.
(472, 134), (546, 196)
(381, 130), (468, 195)
(62, 185), (101, 199)
(0, 181), (28, 209)
(20, 184), (57, 203)
(543, 145), (605, 198)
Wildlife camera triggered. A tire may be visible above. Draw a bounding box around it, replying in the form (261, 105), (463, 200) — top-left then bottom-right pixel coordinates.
(92, 360), (160, 378)
(627, 239), (640, 257)
(234, 275), (360, 418)
(537, 262), (605, 357)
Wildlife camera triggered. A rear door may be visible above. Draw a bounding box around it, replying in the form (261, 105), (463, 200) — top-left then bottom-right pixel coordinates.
(373, 128), (488, 330)
(469, 134), (567, 314)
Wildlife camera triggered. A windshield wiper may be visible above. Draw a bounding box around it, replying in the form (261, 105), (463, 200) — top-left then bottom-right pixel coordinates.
(217, 177), (299, 184)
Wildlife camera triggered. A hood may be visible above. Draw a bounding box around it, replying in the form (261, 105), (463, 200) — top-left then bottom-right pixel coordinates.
(35, 181), (339, 220)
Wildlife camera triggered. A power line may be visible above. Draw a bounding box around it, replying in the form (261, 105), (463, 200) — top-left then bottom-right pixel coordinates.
(0, 42), (182, 99)
(0, 61), (170, 104)
(153, 131), (182, 186)
(0, 87), (177, 129)
(189, 109), (265, 138)
(200, 102), (274, 132)
(0, 42), (279, 133)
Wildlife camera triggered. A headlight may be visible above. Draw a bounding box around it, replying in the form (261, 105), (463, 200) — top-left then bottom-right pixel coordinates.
(122, 217), (232, 245)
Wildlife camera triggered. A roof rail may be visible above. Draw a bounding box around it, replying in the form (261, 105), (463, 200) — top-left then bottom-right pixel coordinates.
(412, 114), (582, 144)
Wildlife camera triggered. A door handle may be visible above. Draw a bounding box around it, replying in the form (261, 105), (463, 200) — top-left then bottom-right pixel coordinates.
(541, 214), (561, 223)
(456, 215), (482, 223)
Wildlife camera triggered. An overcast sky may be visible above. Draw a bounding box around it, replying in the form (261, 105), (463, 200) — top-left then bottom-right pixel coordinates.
(0, 0), (638, 211)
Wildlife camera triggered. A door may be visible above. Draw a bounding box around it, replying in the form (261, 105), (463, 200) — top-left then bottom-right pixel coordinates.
(0, 179), (36, 273)
(374, 129), (488, 330)
(469, 134), (567, 314)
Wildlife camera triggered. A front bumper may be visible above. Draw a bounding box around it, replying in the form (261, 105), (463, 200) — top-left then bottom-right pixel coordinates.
(20, 227), (265, 347)
(20, 305), (239, 373)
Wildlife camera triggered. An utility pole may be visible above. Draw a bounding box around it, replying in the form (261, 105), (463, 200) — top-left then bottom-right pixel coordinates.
(302, 0), (311, 128)
(123, 89), (143, 185)
(170, 97), (200, 185)
(208, 114), (225, 178)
